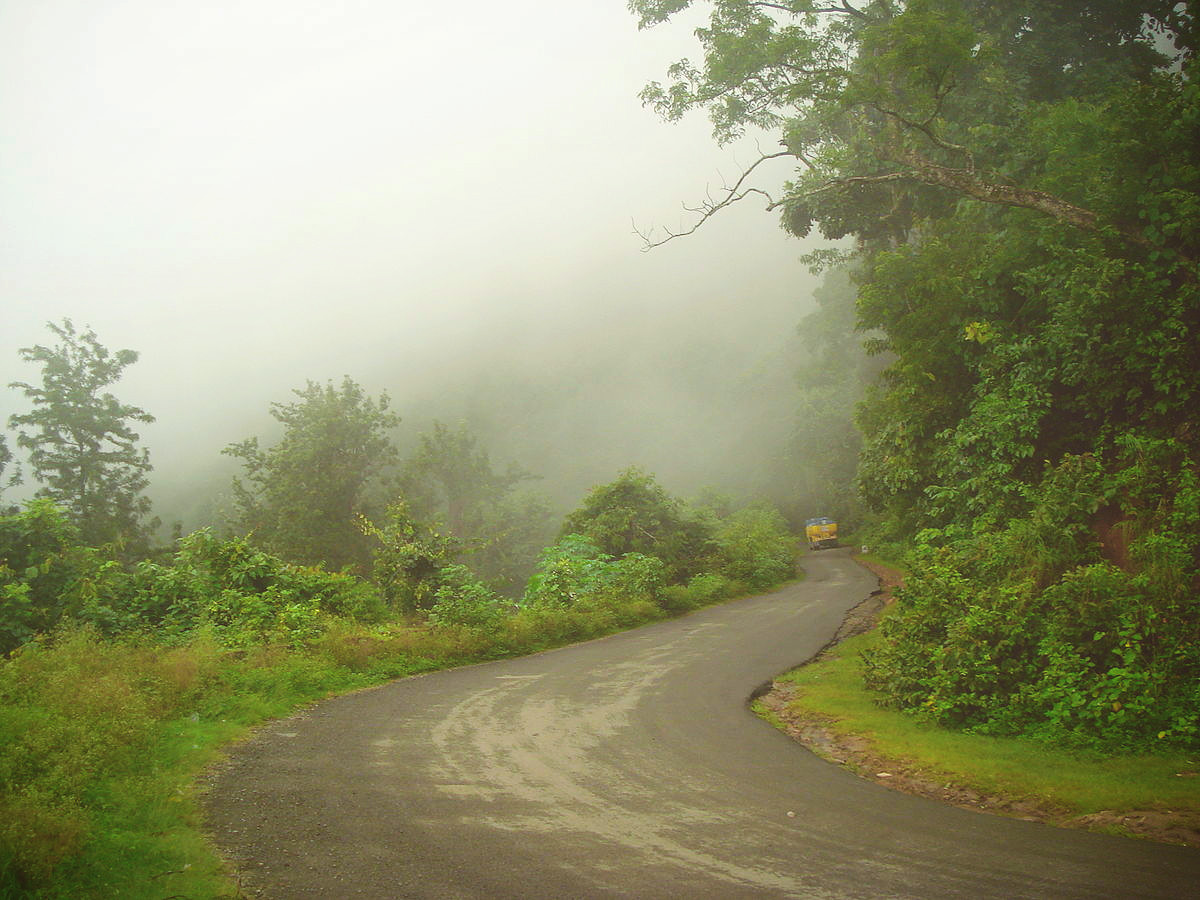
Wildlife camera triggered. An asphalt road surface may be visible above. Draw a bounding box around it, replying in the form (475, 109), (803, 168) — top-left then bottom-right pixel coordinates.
(204, 549), (1200, 898)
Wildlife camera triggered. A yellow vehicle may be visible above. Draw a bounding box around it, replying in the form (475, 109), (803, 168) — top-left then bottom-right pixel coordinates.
(804, 516), (838, 551)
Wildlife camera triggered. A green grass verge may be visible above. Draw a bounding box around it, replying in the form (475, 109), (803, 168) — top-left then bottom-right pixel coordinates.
(769, 624), (1200, 827)
(0, 630), (446, 899)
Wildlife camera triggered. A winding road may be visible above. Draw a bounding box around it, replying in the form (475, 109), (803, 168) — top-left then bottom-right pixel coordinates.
(204, 550), (1200, 898)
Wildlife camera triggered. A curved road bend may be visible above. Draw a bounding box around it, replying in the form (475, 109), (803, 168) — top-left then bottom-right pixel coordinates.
(205, 549), (1200, 898)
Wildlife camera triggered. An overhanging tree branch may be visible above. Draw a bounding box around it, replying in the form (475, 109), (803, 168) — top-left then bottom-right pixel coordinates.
(770, 158), (1102, 232)
(634, 150), (793, 249)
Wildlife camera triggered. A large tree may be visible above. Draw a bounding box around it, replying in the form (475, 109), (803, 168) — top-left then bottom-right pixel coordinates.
(8, 319), (155, 547)
(633, 0), (1193, 256)
(403, 421), (531, 539)
(224, 377), (399, 571)
(634, 0), (1198, 529)
(635, 1), (1200, 749)
(790, 267), (879, 527)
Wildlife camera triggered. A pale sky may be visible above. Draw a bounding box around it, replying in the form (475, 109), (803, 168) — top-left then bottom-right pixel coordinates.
(1, 0), (820, 514)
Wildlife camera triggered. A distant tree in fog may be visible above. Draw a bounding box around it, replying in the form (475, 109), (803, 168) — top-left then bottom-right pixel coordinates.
(8, 319), (155, 548)
(224, 376), (398, 571)
(0, 434), (16, 506)
(403, 421), (551, 594)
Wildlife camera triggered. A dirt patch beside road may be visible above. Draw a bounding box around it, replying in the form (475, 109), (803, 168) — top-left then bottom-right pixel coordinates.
(758, 555), (1200, 849)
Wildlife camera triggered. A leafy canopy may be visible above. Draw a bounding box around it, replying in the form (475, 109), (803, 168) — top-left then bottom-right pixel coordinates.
(633, 0), (1193, 257)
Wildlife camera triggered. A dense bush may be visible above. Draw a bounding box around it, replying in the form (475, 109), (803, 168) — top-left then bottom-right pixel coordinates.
(427, 565), (509, 631)
(362, 502), (459, 615)
(0, 629), (226, 892)
(0, 506), (387, 653)
(0, 500), (98, 654)
(863, 440), (1200, 752)
(522, 534), (667, 611)
(660, 573), (746, 612)
(559, 468), (711, 581)
(710, 504), (796, 589)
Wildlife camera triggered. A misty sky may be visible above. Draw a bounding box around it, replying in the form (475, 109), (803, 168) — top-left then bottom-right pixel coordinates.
(1, 0), (823, 517)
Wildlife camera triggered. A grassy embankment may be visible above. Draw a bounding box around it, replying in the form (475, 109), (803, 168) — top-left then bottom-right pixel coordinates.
(1, 576), (777, 900)
(759, 552), (1200, 845)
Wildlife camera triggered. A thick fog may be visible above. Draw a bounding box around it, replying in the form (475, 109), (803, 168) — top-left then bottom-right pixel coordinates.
(1, 0), (823, 527)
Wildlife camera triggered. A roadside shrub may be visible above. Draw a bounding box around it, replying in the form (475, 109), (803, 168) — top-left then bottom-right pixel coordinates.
(0, 629), (172, 891)
(522, 535), (615, 607)
(362, 502), (458, 614)
(863, 443), (1200, 752)
(522, 536), (668, 615)
(314, 620), (391, 671)
(427, 565), (509, 631)
(660, 573), (742, 612)
(559, 469), (711, 581)
(711, 504), (796, 589)
(0, 501), (108, 654)
(605, 553), (667, 606)
(504, 604), (579, 648)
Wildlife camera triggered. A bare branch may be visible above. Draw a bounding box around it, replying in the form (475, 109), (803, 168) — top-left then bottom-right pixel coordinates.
(635, 150), (794, 250)
(748, 2), (806, 14)
(774, 151), (1193, 274)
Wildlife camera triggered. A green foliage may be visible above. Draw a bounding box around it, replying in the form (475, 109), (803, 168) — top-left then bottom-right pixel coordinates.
(0, 504), (387, 656)
(0, 500), (112, 655)
(560, 468), (710, 581)
(7, 319), (156, 549)
(636, 2), (1199, 753)
(523, 534), (621, 607)
(403, 420), (530, 537)
(0, 629), (223, 895)
(845, 51), (1200, 749)
(660, 572), (745, 612)
(0, 626), (438, 897)
(427, 564), (509, 631)
(361, 501), (459, 615)
(402, 421), (552, 594)
(540, 474), (796, 611)
(711, 504), (796, 589)
(772, 621), (1200, 829)
(783, 267), (879, 531)
(154, 530), (385, 647)
(465, 488), (555, 595)
(224, 377), (399, 572)
(864, 439), (1200, 752)
(505, 546), (666, 649)
(0, 434), (16, 501)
